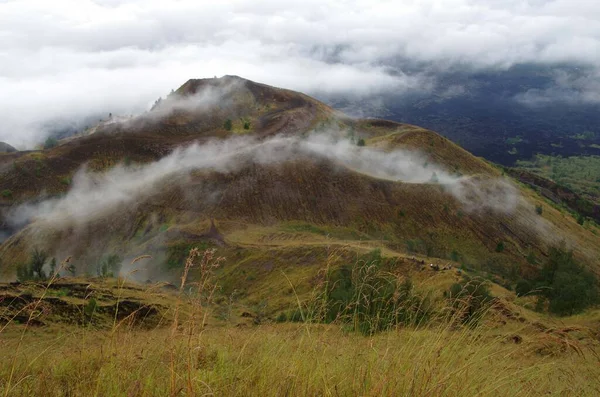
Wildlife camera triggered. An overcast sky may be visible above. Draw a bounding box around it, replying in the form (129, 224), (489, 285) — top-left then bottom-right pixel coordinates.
(1, 0), (600, 148)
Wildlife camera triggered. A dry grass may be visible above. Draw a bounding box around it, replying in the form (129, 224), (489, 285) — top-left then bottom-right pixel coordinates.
(1, 249), (599, 396)
(1, 321), (599, 396)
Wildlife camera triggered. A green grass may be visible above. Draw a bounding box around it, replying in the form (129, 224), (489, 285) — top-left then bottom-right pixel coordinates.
(516, 154), (600, 202)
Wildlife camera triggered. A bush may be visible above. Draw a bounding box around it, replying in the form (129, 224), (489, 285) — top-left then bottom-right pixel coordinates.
(447, 276), (493, 325)
(1, 189), (12, 198)
(83, 298), (98, 324)
(223, 119), (233, 131)
(243, 121), (251, 130)
(275, 312), (287, 323)
(515, 279), (532, 297)
(96, 254), (122, 278)
(44, 137), (58, 149)
(316, 251), (432, 335)
(537, 246), (598, 315)
(357, 138), (366, 147)
(16, 249), (48, 281)
(495, 241), (505, 253)
(535, 205), (543, 215)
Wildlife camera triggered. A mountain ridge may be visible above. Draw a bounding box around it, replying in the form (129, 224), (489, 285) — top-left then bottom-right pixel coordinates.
(0, 76), (598, 290)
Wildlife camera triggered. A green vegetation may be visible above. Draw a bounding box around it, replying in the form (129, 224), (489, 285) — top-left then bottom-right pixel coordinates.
(96, 254), (122, 277)
(516, 154), (600, 202)
(59, 176), (71, 185)
(357, 138), (366, 146)
(570, 130), (596, 141)
(224, 118), (233, 131)
(1, 189), (12, 198)
(515, 246), (599, 315)
(43, 137), (58, 149)
(505, 136), (523, 145)
(243, 120), (251, 130)
(535, 204), (543, 215)
(16, 249), (49, 281)
(495, 241), (505, 253)
(297, 250), (431, 334)
(447, 276), (492, 324)
(537, 247), (598, 315)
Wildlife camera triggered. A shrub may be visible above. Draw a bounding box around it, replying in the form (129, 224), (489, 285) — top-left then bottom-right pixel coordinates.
(275, 312), (287, 323)
(515, 279), (532, 297)
(44, 137), (58, 149)
(535, 205), (543, 215)
(83, 298), (98, 324)
(315, 251), (432, 335)
(537, 246), (598, 316)
(16, 249), (48, 281)
(1, 189), (12, 198)
(357, 138), (366, 146)
(243, 120), (251, 130)
(447, 276), (493, 325)
(495, 241), (505, 253)
(450, 250), (461, 262)
(223, 119), (233, 131)
(96, 254), (122, 278)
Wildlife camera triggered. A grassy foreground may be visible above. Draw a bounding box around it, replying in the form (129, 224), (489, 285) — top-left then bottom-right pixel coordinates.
(1, 250), (599, 396)
(1, 321), (599, 396)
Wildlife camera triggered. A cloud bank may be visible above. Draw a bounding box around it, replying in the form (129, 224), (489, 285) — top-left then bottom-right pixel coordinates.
(9, 133), (519, 230)
(2, 0), (600, 147)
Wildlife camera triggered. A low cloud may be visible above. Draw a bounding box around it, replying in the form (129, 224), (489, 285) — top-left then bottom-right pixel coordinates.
(2, 0), (600, 147)
(515, 68), (600, 106)
(9, 133), (518, 230)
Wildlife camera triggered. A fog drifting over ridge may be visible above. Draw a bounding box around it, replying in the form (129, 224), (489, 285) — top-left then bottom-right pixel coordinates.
(9, 133), (519, 230)
(2, 0), (600, 147)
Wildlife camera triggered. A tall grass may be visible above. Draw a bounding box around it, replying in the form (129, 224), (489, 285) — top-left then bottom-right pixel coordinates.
(0, 248), (598, 396)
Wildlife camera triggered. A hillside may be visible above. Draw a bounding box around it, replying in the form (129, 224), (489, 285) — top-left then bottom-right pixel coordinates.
(0, 76), (599, 292)
(1, 76), (599, 396)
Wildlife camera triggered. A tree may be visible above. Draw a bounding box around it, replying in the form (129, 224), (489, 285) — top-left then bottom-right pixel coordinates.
(16, 249), (48, 281)
(49, 258), (57, 278)
(538, 246), (598, 315)
(515, 279), (532, 297)
(29, 249), (48, 280)
(44, 137), (58, 149)
(495, 241), (505, 253)
(96, 254), (121, 278)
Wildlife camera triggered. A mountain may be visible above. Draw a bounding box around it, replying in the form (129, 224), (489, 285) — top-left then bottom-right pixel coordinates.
(0, 76), (598, 299)
(329, 65), (600, 166)
(0, 142), (17, 153)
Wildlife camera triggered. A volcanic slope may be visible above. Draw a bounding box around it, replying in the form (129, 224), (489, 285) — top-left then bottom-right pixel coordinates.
(0, 76), (599, 298)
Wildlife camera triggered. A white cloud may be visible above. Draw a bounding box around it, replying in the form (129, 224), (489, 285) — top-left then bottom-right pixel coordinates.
(2, 0), (600, 147)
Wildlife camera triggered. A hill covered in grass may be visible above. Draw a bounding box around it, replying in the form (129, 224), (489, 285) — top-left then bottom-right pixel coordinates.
(1, 77), (599, 394)
(0, 76), (599, 312)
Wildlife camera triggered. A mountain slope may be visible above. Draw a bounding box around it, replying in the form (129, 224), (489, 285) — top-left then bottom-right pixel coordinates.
(0, 76), (599, 292)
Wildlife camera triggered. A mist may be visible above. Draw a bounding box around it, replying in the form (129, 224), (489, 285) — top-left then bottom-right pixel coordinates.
(3, 0), (600, 148)
(9, 133), (519, 231)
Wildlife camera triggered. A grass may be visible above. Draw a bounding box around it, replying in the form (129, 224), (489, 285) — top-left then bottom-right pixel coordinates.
(516, 154), (600, 202)
(1, 249), (599, 396)
(1, 317), (599, 395)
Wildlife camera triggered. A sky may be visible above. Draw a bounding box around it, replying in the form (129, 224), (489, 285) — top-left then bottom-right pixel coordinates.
(1, 0), (600, 148)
